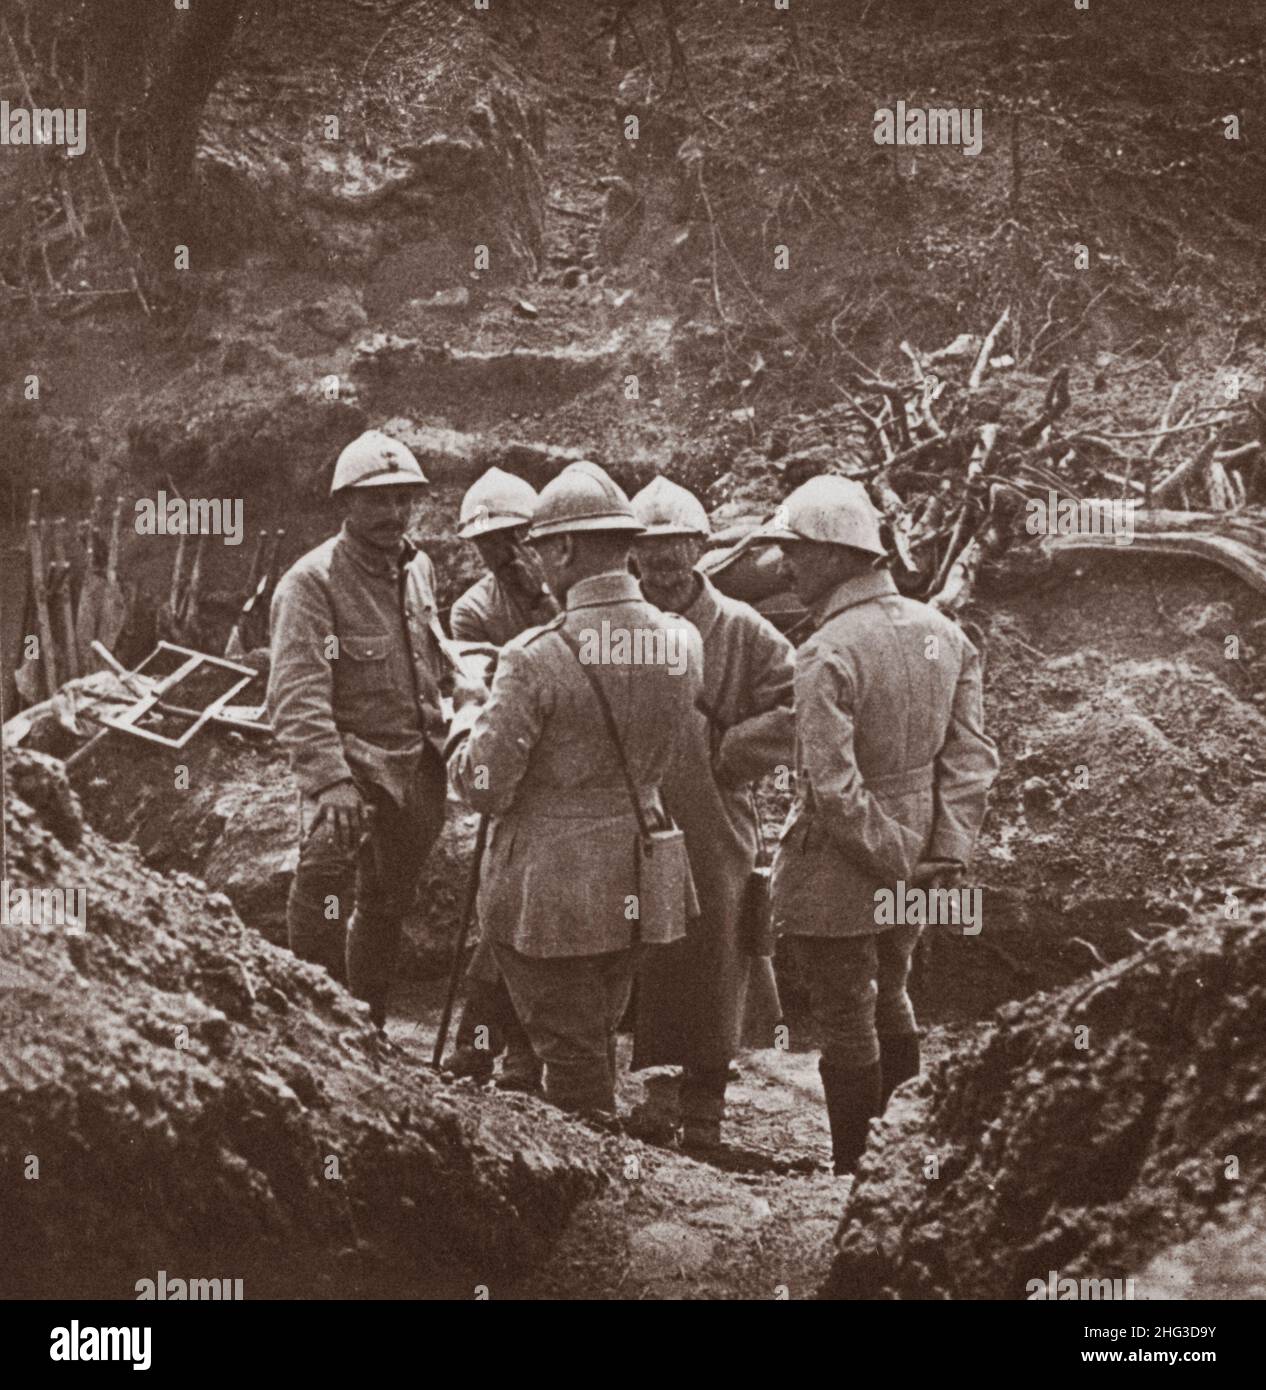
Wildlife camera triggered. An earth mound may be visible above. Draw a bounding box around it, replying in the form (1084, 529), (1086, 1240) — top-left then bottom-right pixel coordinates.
(0, 748), (604, 1300)
(827, 905), (1266, 1300)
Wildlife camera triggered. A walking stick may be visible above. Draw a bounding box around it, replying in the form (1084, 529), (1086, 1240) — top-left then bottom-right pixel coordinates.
(432, 812), (490, 1069)
(740, 787), (784, 1041)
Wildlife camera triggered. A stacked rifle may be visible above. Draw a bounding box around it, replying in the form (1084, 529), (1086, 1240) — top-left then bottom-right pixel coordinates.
(8, 488), (288, 710)
(14, 491), (128, 702)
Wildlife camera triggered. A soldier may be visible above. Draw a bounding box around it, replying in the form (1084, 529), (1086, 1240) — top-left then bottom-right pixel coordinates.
(627, 476), (795, 1151)
(761, 475), (998, 1174)
(444, 467), (552, 1091)
(267, 429), (450, 1034)
(447, 462), (703, 1118)
(449, 467), (555, 645)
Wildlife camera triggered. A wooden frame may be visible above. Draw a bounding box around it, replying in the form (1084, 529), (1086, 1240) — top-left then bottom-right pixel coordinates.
(100, 642), (258, 750)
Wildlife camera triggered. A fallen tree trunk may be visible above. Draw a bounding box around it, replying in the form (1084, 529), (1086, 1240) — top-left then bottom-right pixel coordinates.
(1044, 506), (1266, 598)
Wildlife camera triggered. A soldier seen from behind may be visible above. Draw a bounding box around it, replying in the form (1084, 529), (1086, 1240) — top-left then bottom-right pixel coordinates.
(446, 462), (703, 1121)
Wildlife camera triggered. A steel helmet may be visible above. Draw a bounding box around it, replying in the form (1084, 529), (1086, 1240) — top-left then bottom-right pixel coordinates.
(457, 467), (538, 539)
(757, 474), (884, 555)
(330, 430), (428, 496)
(630, 475), (711, 537)
(528, 461), (645, 539)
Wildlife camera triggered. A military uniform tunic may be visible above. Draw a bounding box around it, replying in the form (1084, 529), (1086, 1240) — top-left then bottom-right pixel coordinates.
(771, 568), (998, 1070)
(772, 569), (997, 938)
(450, 570), (550, 649)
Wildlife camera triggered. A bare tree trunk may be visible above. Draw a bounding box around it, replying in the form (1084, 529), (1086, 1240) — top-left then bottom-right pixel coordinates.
(76, 0), (245, 260)
(143, 0), (245, 239)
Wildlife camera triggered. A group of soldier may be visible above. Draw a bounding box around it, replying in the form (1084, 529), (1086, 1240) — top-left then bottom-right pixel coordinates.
(266, 428), (997, 1175)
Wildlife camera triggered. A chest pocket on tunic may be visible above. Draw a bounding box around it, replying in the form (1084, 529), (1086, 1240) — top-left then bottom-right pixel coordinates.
(339, 632), (392, 695)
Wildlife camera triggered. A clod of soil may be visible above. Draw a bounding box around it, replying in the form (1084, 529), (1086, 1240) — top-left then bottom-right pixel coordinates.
(921, 555), (1266, 1023)
(826, 906), (1266, 1300)
(0, 749), (604, 1300)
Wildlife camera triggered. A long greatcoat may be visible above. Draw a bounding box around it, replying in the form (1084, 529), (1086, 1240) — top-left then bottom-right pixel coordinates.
(633, 574), (795, 1072)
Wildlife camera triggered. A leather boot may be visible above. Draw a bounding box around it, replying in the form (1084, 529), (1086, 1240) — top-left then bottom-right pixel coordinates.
(626, 1071), (681, 1144)
(496, 1011), (543, 1092)
(444, 982), (504, 1081)
(679, 1067), (727, 1152)
(879, 1032), (920, 1109)
(818, 1059), (882, 1176)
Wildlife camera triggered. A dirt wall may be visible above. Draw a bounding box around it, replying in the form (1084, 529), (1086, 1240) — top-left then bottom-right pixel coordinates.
(827, 906), (1266, 1299)
(0, 747), (603, 1299)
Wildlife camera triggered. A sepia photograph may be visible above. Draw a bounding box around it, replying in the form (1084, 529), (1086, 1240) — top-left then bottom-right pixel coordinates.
(0, 0), (1260, 1358)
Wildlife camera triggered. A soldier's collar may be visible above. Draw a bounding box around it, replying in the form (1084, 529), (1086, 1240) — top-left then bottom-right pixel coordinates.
(811, 568), (898, 626)
(566, 569), (641, 610)
(339, 522), (416, 577)
(678, 571), (721, 639)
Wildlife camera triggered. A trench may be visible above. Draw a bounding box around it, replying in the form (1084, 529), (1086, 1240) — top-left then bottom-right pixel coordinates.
(6, 0), (1266, 1301)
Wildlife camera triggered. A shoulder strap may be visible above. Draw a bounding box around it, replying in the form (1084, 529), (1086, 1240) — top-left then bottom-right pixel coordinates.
(556, 627), (653, 843)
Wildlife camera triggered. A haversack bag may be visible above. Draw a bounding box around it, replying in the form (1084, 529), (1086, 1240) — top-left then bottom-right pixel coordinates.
(634, 822), (695, 945)
(739, 863), (774, 956)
